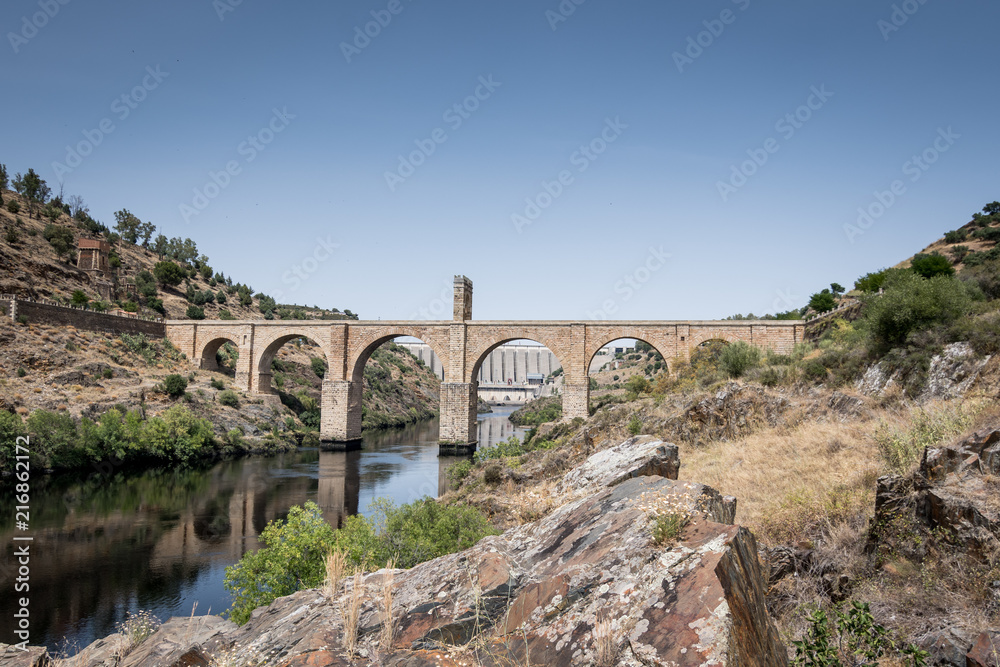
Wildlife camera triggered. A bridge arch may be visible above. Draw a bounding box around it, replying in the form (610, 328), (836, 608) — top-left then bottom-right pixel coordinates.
(198, 336), (241, 372)
(254, 330), (331, 394)
(346, 329), (450, 385)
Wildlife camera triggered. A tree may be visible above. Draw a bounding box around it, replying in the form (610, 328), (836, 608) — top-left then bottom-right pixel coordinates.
(43, 224), (75, 261)
(113, 209), (142, 244)
(186, 305), (205, 320)
(0, 163), (7, 204)
(152, 233), (168, 256)
(910, 253), (954, 279)
(138, 221), (156, 247)
(71, 290), (89, 308)
(154, 261), (185, 287)
(983, 201), (1000, 216)
(13, 169), (49, 217)
(830, 282), (845, 295)
(162, 374), (188, 397)
(135, 270), (158, 299)
(808, 289), (836, 313)
(67, 194), (88, 219)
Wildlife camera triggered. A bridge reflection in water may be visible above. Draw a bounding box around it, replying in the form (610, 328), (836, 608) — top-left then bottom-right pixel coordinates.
(0, 412), (522, 655)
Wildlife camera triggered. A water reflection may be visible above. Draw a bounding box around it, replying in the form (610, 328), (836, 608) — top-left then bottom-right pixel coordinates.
(0, 410), (524, 654)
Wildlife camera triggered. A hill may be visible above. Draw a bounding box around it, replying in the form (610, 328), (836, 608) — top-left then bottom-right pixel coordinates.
(0, 172), (354, 321)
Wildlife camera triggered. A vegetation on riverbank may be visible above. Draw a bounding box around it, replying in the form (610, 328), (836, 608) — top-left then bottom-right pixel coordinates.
(223, 498), (496, 624)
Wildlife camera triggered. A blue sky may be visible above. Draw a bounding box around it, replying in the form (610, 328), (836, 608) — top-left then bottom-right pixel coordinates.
(2, 0), (998, 321)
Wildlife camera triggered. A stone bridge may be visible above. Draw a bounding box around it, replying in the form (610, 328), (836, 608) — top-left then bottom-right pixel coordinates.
(165, 276), (804, 453)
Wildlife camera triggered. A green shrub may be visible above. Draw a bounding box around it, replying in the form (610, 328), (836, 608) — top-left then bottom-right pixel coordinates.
(224, 498), (496, 624)
(218, 389), (240, 408)
(310, 357), (326, 378)
(791, 602), (928, 666)
(162, 374), (188, 397)
(224, 502), (336, 624)
(808, 289), (836, 313)
(446, 460), (474, 485)
(909, 252), (954, 279)
(861, 272), (977, 355)
(17, 367), (26, 377)
(719, 341), (762, 378)
(943, 229), (967, 244)
(624, 375), (650, 398)
(959, 257), (1000, 300)
(186, 305), (205, 320)
(210, 377), (225, 390)
(758, 367), (783, 387)
(42, 224), (75, 260)
(0, 411), (28, 470)
(153, 261), (185, 287)
(219, 309), (235, 320)
(627, 413), (642, 435)
(804, 361), (827, 382)
(6, 200), (20, 213)
(26, 410), (85, 469)
(474, 435), (524, 463)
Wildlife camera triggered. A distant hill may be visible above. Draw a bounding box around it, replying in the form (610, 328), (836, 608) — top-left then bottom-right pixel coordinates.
(0, 174), (355, 321)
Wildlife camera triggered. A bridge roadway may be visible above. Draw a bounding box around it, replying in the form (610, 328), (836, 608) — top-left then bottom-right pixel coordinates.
(165, 276), (804, 454)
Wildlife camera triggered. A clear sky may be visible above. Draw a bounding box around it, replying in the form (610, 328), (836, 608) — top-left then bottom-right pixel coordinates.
(2, 0), (998, 321)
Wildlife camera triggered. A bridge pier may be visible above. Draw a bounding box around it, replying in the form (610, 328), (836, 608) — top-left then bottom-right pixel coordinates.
(439, 382), (478, 455)
(562, 381), (590, 420)
(321, 379), (363, 450)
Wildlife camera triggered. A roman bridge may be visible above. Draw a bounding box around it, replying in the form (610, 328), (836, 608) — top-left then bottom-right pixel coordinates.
(165, 276), (804, 453)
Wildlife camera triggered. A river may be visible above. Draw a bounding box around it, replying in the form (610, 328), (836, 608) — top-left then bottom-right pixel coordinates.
(0, 407), (525, 655)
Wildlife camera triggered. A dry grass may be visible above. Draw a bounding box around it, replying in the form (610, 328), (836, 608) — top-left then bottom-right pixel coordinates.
(342, 571), (364, 656)
(593, 617), (616, 667)
(679, 417), (880, 545)
(379, 561), (396, 652)
(323, 550), (345, 599)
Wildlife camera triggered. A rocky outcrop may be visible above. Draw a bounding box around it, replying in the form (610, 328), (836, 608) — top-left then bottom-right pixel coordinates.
(655, 383), (790, 446)
(12, 439), (785, 666)
(922, 342), (992, 400)
(559, 435), (680, 491)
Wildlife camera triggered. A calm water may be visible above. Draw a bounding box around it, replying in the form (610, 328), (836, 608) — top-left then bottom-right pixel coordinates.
(0, 408), (525, 654)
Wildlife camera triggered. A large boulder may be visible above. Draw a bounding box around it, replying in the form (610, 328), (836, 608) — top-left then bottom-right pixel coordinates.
(559, 435), (680, 491)
(191, 476), (782, 666)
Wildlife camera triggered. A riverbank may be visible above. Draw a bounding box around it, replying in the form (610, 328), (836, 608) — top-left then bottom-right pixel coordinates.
(0, 319), (442, 475)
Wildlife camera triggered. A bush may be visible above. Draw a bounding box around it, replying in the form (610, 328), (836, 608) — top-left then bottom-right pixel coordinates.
(42, 224), (75, 260)
(861, 271), (977, 354)
(719, 341), (761, 378)
(153, 261), (185, 287)
(959, 257), (1000, 300)
(162, 374), (188, 397)
(186, 305), (205, 320)
(909, 252), (954, 279)
(224, 498), (496, 624)
(446, 460), (473, 485)
(310, 357), (326, 378)
(804, 361), (827, 382)
(624, 375), (650, 398)
(6, 200), (20, 213)
(0, 411), (28, 470)
(627, 414), (642, 435)
(218, 390), (240, 408)
(223, 502), (336, 624)
(808, 289), (836, 313)
(943, 229), (967, 243)
(210, 377), (225, 390)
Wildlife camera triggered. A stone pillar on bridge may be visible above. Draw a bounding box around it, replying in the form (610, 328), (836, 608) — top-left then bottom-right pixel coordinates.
(561, 323), (590, 420)
(321, 379), (363, 446)
(439, 276), (477, 454)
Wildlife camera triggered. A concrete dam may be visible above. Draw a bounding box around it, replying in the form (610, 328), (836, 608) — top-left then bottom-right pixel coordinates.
(396, 341), (562, 405)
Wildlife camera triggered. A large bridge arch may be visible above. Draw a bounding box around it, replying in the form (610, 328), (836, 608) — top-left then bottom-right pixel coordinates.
(346, 328), (451, 384)
(252, 329), (333, 394)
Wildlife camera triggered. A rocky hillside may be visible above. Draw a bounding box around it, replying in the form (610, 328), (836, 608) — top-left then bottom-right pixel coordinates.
(0, 187), (353, 322)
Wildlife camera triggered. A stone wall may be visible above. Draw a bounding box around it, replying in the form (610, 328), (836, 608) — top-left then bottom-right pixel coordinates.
(3, 298), (165, 337)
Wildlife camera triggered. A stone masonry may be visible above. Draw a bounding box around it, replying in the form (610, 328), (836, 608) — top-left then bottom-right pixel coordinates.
(165, 276), (804, 453)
